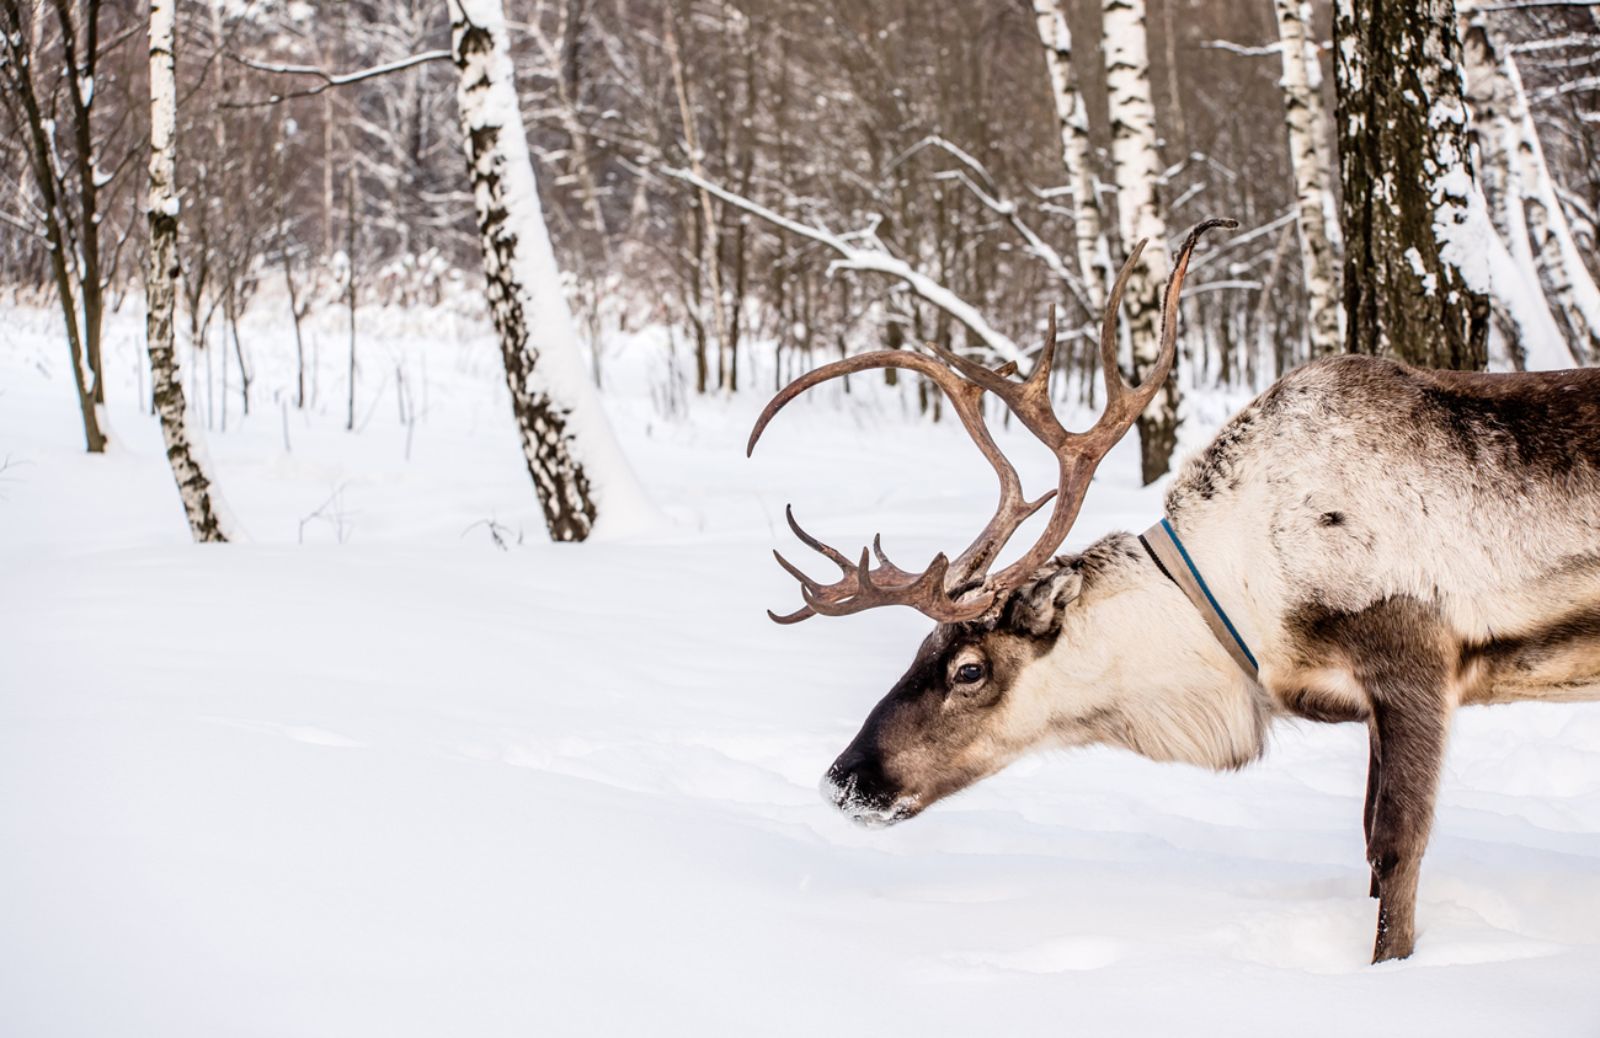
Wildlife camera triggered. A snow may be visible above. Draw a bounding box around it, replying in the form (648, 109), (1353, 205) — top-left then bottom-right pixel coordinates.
(3, 300), (1600, 1035)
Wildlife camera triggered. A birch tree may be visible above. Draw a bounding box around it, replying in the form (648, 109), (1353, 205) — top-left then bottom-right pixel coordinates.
(0, 0), (115, 451)
(1459, 1), (1600, 366)
(447, 0), (652, 541)
(1102, 0), (1178, 484)
(1335, 0), (1489, 369)
(146, 0), (227, 541)
(1273, 0), (1341, 357)
(1031, 0), (1109, 316)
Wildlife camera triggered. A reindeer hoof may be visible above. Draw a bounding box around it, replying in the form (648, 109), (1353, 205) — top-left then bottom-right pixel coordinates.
(1372, 908), (1415, 963)
(1372, 940), (1414, 964)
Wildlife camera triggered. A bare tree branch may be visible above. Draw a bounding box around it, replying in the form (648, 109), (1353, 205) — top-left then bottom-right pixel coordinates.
(657, 165), (1024, 363)
(223, 48), (451, 107)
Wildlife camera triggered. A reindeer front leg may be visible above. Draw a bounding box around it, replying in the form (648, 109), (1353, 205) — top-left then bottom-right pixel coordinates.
(1364, 726), (1381, 899)
(1293, 597), (1453, 962)
(1364, 676), (1451, 963)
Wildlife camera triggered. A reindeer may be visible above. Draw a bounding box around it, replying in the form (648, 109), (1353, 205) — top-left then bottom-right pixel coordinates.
(747, 219), (1600, 963)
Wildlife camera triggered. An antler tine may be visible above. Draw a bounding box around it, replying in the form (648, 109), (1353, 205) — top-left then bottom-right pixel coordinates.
(1156, 218), (1239, 383)
(784, 504), (853, 572)
(869, 534), (921, 583)
(751, 350), (981, 456)
(1098, 239), (1147, 415)
(1114, 220), (1238, 425)
(751, 339), (1039, 612)
(772, 549), (826, 590)
(798, 551), (975, 621)
(985, 218), (1233, 591)
(1023, 304), (1059, 398)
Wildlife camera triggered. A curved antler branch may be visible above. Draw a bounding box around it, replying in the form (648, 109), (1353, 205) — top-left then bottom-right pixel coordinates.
(749, 218), (1235, 624)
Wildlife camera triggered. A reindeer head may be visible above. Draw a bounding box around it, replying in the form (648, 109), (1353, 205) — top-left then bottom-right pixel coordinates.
(749, 220), (1234, 826)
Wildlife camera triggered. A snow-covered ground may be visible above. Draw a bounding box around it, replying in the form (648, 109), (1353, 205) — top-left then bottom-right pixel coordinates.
(3, 300), (1598, 1036)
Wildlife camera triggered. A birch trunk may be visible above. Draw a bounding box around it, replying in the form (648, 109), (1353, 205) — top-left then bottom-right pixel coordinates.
(0, 0), (108, 452)
(1459, 2), (1599, 365)
(1456, 7), (1574, 368)
(1102, 0), (1178, 485)
(448, 0), (653, 541)
(146, 0), (228, 541)
(1274, 0), (1342, 357)
(1335, 0), (1489, 369)
(1032, 0), (1109, 316)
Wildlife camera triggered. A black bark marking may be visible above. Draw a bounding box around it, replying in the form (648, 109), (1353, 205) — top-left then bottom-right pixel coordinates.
(1334, 0), (1488, 368)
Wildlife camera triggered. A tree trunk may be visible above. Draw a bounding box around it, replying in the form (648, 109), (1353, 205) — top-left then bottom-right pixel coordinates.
(1102, 0), (1179, 485)
(664, 1), (731, 394)
(1459, 1), (1598, 366)
(1274, 0), (1342, 357)
(1032, 0), (1110, 316)
(448, 0), (653, 541)
(1335, 0), (1488, 369)
(146, 0), (228, 542)
(345, 164), (358, 432)
(1456, 8), (1572, 368)
(0, 0), (107, 452)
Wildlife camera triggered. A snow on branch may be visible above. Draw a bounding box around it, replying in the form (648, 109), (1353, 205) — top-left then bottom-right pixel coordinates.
(901, 135), (1093, 319)
(657, 165), (1024, 363)
(890, 135), (998, 191)
(224, 50), (453, 108)
(1531, 75), (1600, 106)
(1198, 39), (1282, 57)
(1199, 38), (1332, 58)
(1477, 0), (1600, 9)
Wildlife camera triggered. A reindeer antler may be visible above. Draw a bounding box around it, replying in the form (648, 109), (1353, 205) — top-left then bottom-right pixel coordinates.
(749, 218), (1235, 624)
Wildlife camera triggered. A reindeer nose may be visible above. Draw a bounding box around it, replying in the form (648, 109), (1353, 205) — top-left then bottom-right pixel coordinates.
(825, 748), (893, 808)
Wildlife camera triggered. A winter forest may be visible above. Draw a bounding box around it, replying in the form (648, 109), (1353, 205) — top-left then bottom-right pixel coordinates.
(3, 0), (1600, 1031)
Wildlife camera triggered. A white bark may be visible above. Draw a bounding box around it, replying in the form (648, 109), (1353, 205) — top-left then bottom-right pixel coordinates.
(1273, 0), (1342, 356)
(146, 0), (229, 541)
(1102, 0), (1178, 484)
(1469, 6), (1600, 363)
(1031, 0), (1109, 315)
(1458, 4), (1585, 368)
(448, 0), (655, 540)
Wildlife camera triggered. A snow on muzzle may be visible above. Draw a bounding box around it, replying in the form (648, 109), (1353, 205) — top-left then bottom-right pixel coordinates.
(820, 750), (921, 828)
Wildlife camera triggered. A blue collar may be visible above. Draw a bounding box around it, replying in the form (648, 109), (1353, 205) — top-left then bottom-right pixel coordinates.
(1138, 518), (1260, 681)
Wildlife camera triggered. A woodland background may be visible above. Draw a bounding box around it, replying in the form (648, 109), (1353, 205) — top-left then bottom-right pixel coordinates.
(5, 0), (1597, 506)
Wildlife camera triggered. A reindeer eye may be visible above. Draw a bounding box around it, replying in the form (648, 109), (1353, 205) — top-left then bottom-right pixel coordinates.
(954, 662), (987, 685)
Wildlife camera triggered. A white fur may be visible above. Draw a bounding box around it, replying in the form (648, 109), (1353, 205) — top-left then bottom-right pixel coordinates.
(998, 562), (1268, 771)
(1166, 361), (1600, 711)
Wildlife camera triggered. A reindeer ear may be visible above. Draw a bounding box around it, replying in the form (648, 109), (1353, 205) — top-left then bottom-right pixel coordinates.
(1006, 557), (1084, 637)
